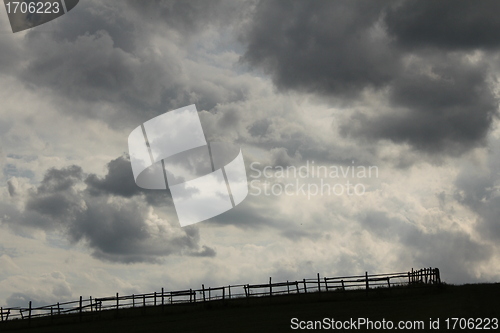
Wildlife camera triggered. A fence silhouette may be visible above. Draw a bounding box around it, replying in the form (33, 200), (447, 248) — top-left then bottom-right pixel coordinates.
(0, 267), (440, 323)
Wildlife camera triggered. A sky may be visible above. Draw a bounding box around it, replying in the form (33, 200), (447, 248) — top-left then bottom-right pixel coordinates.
(1, 0), (500, 308)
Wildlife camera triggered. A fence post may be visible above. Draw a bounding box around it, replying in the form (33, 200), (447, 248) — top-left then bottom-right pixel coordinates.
(29, 301), (32, 324)
(57, 302), (60, 315)
(407, 272), (411, 285)
(209, 287), (211, 301)
(287, 280), (290, 294)
(317, 273), (321, 292)
(296, 281), (300, 293)
(132, 294), (135, 308)
(90, 296), (93, 312)
(222, 287), (225, 300)
(143, 294), (146, 307)
(154, 292), (157, 306)
(341, 279), (345, 291)
(387, 277), (391, 288)
(269, 277), (272, 297)
(79, 296), (82, 322)
(190, 289), (193, 303)
(116, 293), (119, 310)
(303, 279), (307, 293)
(1, 306), (3, 322)
(365, 272), (369, 290)
(202, 284), (206, 302)
(435, 268), (441, 284)
(228, 285), (232, 299)
(324, 277), (328, 292)
(162, 288), (164, 307)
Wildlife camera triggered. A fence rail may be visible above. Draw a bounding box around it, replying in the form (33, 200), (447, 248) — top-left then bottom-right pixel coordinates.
(0, 267), (440, 323)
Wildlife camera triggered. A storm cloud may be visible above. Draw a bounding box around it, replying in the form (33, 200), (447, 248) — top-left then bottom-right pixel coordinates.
(11, 163), (216, 263)
(242, 0), (499, 155)
(1, 0), (500, 306)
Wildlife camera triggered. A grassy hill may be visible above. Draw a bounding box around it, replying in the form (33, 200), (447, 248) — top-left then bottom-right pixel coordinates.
(1, 283), (499, 332)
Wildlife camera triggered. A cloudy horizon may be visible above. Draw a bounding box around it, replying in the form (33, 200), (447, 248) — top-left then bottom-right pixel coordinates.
(1, 0), (500, 308)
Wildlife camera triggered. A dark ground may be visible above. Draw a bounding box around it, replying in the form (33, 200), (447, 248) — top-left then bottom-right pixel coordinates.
(1, 283), (499, 332)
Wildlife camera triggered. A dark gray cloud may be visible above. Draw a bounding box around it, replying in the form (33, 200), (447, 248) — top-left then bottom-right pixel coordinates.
(85, 155), (140, 198)
(68, 196), (205, 264)
(7, 179), (16, 197)
(11, 162), (216, 263)
(33, 165), (83, 194)
(385, 0), (500, 50)
(22, 28), (185, 127)
(341, 56), (497, 154)
(241, 0), (395, 98)
(41, 1), (139, 53)
(2, 0), (255, 130)
(26, 165), (84, 221)
(125, 0), (247, 37)
(85, 154), (174, 207)
(247, 118), (271, 138)
(242, 0), (499, 155)
(0, 34), (24, 74)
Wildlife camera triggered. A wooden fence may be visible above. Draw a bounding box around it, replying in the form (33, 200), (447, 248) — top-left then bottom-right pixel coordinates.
(0, 267), (440, 323)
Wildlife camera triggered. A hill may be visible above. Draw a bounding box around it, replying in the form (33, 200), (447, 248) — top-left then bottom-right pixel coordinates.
(1, 283), (499, 332)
